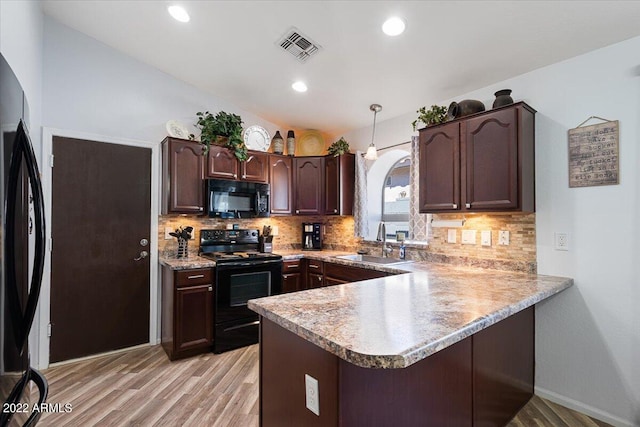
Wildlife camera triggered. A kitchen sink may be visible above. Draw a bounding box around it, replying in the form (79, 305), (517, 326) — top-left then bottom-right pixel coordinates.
(334, 254), (413, 265)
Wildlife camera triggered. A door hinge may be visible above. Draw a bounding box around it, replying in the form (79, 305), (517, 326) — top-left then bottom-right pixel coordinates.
(49, 154), (54, 167)
(47, 323), (52, 337)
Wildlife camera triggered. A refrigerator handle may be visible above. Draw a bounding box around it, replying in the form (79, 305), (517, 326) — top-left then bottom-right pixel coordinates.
(23, 368), (49, 427)
(5, 120), (47, 351)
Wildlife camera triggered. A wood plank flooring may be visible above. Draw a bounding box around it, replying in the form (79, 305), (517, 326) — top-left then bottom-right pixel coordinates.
(38, 344), (611, 426)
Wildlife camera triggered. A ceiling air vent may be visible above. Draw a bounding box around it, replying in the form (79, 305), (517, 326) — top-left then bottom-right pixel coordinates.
(277, 27), (321, 63)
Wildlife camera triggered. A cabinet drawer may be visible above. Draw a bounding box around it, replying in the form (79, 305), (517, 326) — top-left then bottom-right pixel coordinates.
(283, 260), (302, 273)
(307, 259), (324, 273)
(176, 268), (213, 287)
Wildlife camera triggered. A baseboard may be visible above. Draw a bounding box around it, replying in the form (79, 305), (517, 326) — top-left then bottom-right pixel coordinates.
(48, 343), (152, 368)
(535, 386), (634, 427)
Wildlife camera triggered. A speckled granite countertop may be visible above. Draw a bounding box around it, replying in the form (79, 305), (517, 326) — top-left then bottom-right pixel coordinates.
(248, 259), (572, 369)
(159, 255), (216, 270)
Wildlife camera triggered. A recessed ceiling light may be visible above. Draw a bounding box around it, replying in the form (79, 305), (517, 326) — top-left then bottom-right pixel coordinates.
(168, 5), (190, 23)
(382, 17), (405, 36)
(292, 81), (308, 93)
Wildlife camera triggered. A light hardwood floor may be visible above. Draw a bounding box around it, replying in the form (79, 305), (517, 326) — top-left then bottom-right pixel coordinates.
(38, 344), (611, 426)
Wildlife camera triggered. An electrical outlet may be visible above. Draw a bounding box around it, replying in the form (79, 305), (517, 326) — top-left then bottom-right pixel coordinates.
(271, 225), (279, 236)
(498, 230), (510, 245)
(554, 232), (569, 251)
(461, 230), (477, 245)
(164, 227), (174, 240)
(447, 229), (457, 244)
(305, 374), (320, 416)
(481, 230), (492, 246)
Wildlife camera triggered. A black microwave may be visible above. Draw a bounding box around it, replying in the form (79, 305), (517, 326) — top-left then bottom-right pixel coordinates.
(206, 179), (270, 218)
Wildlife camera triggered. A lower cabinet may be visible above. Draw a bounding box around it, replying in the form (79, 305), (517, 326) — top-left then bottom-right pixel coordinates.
(306, 259), (324, 288)
(282, 260), (303, 293)
(324, 262), (388, 284)
(161, 265), (214, 360)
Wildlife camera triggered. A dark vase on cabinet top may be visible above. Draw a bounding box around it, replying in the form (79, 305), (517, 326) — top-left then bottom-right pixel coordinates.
(493, 89), (514, 108)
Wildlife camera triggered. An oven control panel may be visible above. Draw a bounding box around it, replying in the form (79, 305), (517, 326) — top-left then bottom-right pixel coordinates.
(200, 229), (259, 245)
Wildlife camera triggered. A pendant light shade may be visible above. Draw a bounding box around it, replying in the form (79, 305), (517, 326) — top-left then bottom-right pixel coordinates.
(364, 104), (382, 160)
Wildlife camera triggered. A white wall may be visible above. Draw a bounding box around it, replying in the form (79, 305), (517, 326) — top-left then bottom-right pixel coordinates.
(344, 36), (640, 426)
(0, 0), (44, 148)
(42, 16), (281, 144)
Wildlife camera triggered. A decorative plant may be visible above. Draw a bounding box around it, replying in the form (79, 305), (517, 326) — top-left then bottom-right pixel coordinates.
(192, 111), (248, 161)
(327, 137), (350, 156)
(411, 105), (448, 131)
(169, 226), (194, 241)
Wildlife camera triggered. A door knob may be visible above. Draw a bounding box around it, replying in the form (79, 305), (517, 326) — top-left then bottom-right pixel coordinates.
(140, 238), (149, 247)
(134, 251), (148, 261)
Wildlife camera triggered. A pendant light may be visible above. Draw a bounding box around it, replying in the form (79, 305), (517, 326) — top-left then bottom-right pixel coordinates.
(365, 104), (382, 160)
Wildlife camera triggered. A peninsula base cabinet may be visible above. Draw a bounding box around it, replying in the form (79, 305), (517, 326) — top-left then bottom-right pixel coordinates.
(259, 306), (534, 426)
(161, 266), (214, 360)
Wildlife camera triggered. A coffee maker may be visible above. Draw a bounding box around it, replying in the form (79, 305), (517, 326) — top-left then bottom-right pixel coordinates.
(302, 223), (322, 250)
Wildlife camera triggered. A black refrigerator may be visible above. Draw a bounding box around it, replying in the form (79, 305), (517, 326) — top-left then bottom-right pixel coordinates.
(0, 54), (48, 426)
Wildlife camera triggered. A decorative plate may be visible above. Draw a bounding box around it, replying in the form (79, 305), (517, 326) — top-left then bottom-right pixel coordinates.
(298, 130), (325, 156)
(243, 125), (271, 151)
(166, 120), (190, 139)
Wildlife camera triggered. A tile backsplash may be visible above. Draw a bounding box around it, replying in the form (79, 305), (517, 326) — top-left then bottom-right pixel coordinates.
(159, 213), (536, 273)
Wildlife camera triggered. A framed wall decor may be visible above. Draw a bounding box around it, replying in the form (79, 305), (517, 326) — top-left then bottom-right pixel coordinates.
(568, 118), (619, 188)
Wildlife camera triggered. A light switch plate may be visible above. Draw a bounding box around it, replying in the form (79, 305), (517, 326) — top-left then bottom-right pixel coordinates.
(498, 230), (510, 245)
(461, 230), (477, 245)
(481, 230), (492, 246)
(164, 227), (173, 240)
(305, 374), (320, 416)
(447, 229), (456, 244)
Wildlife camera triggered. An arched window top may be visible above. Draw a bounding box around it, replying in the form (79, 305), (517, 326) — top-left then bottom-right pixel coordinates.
(382, 156), (410, 240)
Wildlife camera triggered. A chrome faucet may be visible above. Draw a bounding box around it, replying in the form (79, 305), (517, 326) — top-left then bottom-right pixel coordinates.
(376, 221), (393, 257)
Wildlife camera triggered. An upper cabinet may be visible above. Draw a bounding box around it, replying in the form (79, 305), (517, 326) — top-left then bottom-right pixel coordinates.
(269, 155), (293, 216)
(294, 157), (324, 215)
(324, 154), (355, 215)
(206, 145), (268, 183)
(419, 102), (536, 213)
(162, 137), (204, 214)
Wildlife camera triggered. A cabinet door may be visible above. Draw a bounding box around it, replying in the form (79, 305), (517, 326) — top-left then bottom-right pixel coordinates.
(163, 138), (204, 214)
(463, 108), (518, 210)
(207, 145), (239, 180)
(282, 273), (302, 293)
(242, 151), (268, 183)
(418, 123), (460, 212)
(294, 157), (323, 215)
(324, 156), (339, 215)
(269, 155), (293, 215)
(308, 273), (324, 288)
(175, 284), (213, 353)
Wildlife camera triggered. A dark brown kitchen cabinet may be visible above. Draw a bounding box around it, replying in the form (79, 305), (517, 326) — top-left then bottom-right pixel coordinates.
(269, 155), (293, 215)
(282, 259), (303, 293)
(161, 266), (214, 360)
(419, 102), (535, 213)
(207, 145), (268, 183)
(306, 259), (324, 288)
(324, 153), (355, 215)
(294, 157), (324, 215)
(206, 144), (239, 180)
(324, 262), (388, 285)
(161, 137), (204, 214)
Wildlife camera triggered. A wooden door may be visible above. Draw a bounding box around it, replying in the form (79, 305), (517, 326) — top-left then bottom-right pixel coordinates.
(241, 151), (268, 183)
(206, 145), (238, 179)
(463, 107), (518, 211)
(50, 136), (151, 362)
(162, 138), (204, 214)
(419, 122), (461, 212)
(269, 155), (293, 215)
(175, 284), (213, 353)
(294, 157), (323, 215)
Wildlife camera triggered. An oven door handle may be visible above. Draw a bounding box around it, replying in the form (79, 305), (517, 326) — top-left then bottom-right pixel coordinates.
(224, 320), (260, 332)
(217, 259), (282, 268)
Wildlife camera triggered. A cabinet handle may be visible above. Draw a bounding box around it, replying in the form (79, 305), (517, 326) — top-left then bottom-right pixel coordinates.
(188, 274), (205, 279)
(233, 174), (237, 179)
(318, 276), (322, 281)
(288, 264), (299, 268)
(309, 264), (319, 269)
(208, 286), (213, 291)
(296, 210), (300, 214)
(465, 203), (471, 208)
(452, 203), (458, 209)
(333, 209), (338, 213)
(199, 207), (203, 211)
(242, 174), (246, 179)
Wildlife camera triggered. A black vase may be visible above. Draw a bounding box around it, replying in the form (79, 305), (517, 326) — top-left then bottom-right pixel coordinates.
(447, 99), (485, 120)
(492, 89), (514, 108)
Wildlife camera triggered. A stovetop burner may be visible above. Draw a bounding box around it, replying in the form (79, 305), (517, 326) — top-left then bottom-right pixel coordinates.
(198, 229), (282, 264)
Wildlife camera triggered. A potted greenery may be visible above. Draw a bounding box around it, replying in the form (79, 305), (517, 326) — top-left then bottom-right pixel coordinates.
(327, 137), (350, 156)
(411, 105), (448, 131)
(192, 111), (248, 161)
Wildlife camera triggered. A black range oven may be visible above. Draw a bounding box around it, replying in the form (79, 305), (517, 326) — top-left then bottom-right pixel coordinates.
(199, 229), (282, 353)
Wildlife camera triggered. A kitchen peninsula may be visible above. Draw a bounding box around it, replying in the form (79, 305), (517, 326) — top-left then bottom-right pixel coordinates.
(249, 261), (572, 427)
